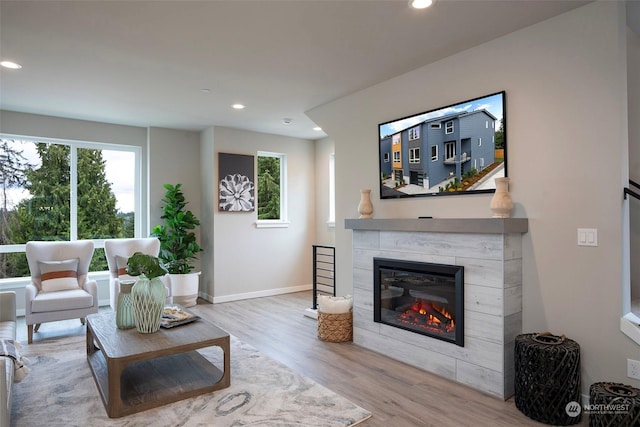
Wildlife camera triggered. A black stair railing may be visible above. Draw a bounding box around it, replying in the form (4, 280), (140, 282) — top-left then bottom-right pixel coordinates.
(311, 245), (335, 310)
(624, 179), (640, 201)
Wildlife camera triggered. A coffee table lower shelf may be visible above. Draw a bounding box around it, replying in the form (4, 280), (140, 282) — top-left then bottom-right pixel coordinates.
(86, 312), (231, 419)
(88, 350), (227, 417)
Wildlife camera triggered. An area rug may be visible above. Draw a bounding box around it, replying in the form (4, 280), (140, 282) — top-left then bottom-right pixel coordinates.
(11, 334), (371, 427)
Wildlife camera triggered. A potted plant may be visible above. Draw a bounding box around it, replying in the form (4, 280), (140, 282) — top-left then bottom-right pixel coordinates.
(151, 183), (202, 307)
(126, 252), (168, 333)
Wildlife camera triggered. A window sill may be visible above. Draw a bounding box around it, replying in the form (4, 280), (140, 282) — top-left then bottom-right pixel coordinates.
(255, 221), (290, 229)
(0, 271), (110, 290)
(620, 312), (640, 346)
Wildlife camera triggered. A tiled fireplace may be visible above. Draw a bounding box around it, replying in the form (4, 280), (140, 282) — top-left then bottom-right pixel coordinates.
(374, 257), (465, 346)
(345, 218), (528, 399)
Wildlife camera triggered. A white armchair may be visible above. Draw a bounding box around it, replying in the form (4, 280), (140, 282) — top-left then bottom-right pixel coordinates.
(104, 238), (170, 310)
(25, 240), (99, 344)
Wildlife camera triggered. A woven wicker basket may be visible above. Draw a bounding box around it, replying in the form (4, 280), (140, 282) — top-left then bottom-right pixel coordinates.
(318, 311), (353, 342)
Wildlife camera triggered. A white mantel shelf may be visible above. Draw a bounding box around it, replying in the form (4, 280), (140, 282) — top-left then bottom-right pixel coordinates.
(345, 218), (528, 234)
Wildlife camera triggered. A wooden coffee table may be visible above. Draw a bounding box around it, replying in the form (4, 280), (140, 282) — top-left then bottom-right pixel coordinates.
(86, 311), (230, 418)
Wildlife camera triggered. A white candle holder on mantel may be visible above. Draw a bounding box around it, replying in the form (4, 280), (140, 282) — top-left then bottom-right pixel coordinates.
(490, 177), (513, 218)
(357, 189), (374, 219)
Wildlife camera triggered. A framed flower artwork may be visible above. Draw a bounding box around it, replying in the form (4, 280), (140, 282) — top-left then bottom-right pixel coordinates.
(218, 153), (255, 212)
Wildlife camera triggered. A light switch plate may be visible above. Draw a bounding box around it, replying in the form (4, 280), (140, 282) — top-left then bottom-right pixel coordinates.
(577, 228), (598, 246)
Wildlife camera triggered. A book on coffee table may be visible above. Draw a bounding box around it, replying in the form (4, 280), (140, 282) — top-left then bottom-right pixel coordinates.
(160, 305), (200, 328)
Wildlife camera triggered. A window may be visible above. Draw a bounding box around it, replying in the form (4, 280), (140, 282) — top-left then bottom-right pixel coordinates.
(408, 126), (420, 141)
(328, 153), (335, 226)
(445, 141), (456, 160)
(256, 151), (288, 227)
(392, 134), (401, 145)
(445, 121), (454, 134)
(393, 151), (401, 162)
(409, 148), (420, 164)
(384, 152), (390, 163)
(486, 120), (489, 129)
(431, 145), (438, 161)
(0, 136), (141, 278)
(430, 123), (441, 130)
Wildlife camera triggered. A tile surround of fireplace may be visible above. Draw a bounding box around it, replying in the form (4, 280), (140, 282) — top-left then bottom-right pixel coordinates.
(346, 218), (528, 399)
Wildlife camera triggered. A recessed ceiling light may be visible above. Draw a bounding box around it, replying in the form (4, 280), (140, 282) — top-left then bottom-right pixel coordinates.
(0, 61), (22, 69)
(282, 118), (293, 125)
(232, 104), (245, 110)
(313, 127), (322, 131)
(410, 0), (433, 9)
(201, 88), (211, 94)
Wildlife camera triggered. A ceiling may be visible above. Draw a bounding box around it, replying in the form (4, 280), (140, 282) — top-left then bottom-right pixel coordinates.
(2, 0), (628, 141)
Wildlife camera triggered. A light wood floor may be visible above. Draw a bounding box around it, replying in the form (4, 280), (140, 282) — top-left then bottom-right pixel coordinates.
(17, 291), (586, 426)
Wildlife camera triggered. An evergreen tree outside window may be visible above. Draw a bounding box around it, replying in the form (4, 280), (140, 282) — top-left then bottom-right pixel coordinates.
(0, 137), (140, 278)
(256, 151), (288, 227)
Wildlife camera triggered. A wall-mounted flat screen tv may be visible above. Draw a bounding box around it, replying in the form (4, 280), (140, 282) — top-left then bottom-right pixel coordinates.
(379, 91), (506, 199)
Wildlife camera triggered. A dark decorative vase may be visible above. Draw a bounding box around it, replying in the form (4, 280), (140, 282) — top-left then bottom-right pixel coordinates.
(131, 275), (166, 333)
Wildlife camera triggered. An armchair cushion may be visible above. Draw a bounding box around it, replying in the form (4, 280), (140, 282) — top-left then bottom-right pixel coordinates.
(31, 289), (94, 313)
(38, 259), (80, 292)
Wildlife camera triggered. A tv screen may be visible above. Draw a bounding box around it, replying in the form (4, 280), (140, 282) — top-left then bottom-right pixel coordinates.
(379, 91), (506, 199)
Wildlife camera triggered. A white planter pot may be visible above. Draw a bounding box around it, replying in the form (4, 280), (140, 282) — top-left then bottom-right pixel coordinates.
(168, 272), (200, 307)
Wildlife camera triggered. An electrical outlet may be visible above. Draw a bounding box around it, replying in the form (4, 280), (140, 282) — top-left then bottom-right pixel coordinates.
(628, 359), (640, 380)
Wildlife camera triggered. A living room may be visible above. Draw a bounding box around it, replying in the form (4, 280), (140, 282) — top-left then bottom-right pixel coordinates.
(1, 0), (640, 425)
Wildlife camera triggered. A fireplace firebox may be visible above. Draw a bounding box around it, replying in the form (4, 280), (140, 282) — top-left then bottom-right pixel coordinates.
(373, 258), (464, 347)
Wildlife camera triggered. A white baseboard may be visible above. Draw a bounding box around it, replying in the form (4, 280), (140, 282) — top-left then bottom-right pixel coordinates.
(208, 284), (313, 304)
(304, 308), (318, 320)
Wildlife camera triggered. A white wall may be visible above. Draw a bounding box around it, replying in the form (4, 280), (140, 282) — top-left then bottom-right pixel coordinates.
(309, 1), (638, 392)
(0, 110), (147, 147)
(629, 28), (640, 298)
(314, 137), (335, 246)
(147, 126), (201, 237)
(200, 126), (316, 302)
(199, 127), (216, 305)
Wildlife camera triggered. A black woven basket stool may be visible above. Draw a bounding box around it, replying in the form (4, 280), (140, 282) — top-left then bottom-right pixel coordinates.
(589, 382), (640, 427)
(515, 332), (582, 425)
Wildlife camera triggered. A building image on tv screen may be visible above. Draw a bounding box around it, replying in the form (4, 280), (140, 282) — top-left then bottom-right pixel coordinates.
(379, 91), (506, 199)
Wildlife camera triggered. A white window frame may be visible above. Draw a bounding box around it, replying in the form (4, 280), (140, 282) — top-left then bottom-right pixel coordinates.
(393, 151), (401, 162)
(328, 153), (335, 227)
(256, 151), (289, 228)
(445, 141), (456, 160)
(0, 133), (143, 284)
(384, 152), (390, 163)
(445, 121), (454, 134)
(409, 148), (420, 164)
(431, 145), (438, 161)
(430, 123), (441, 130)
(408, 126), (420, 141)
